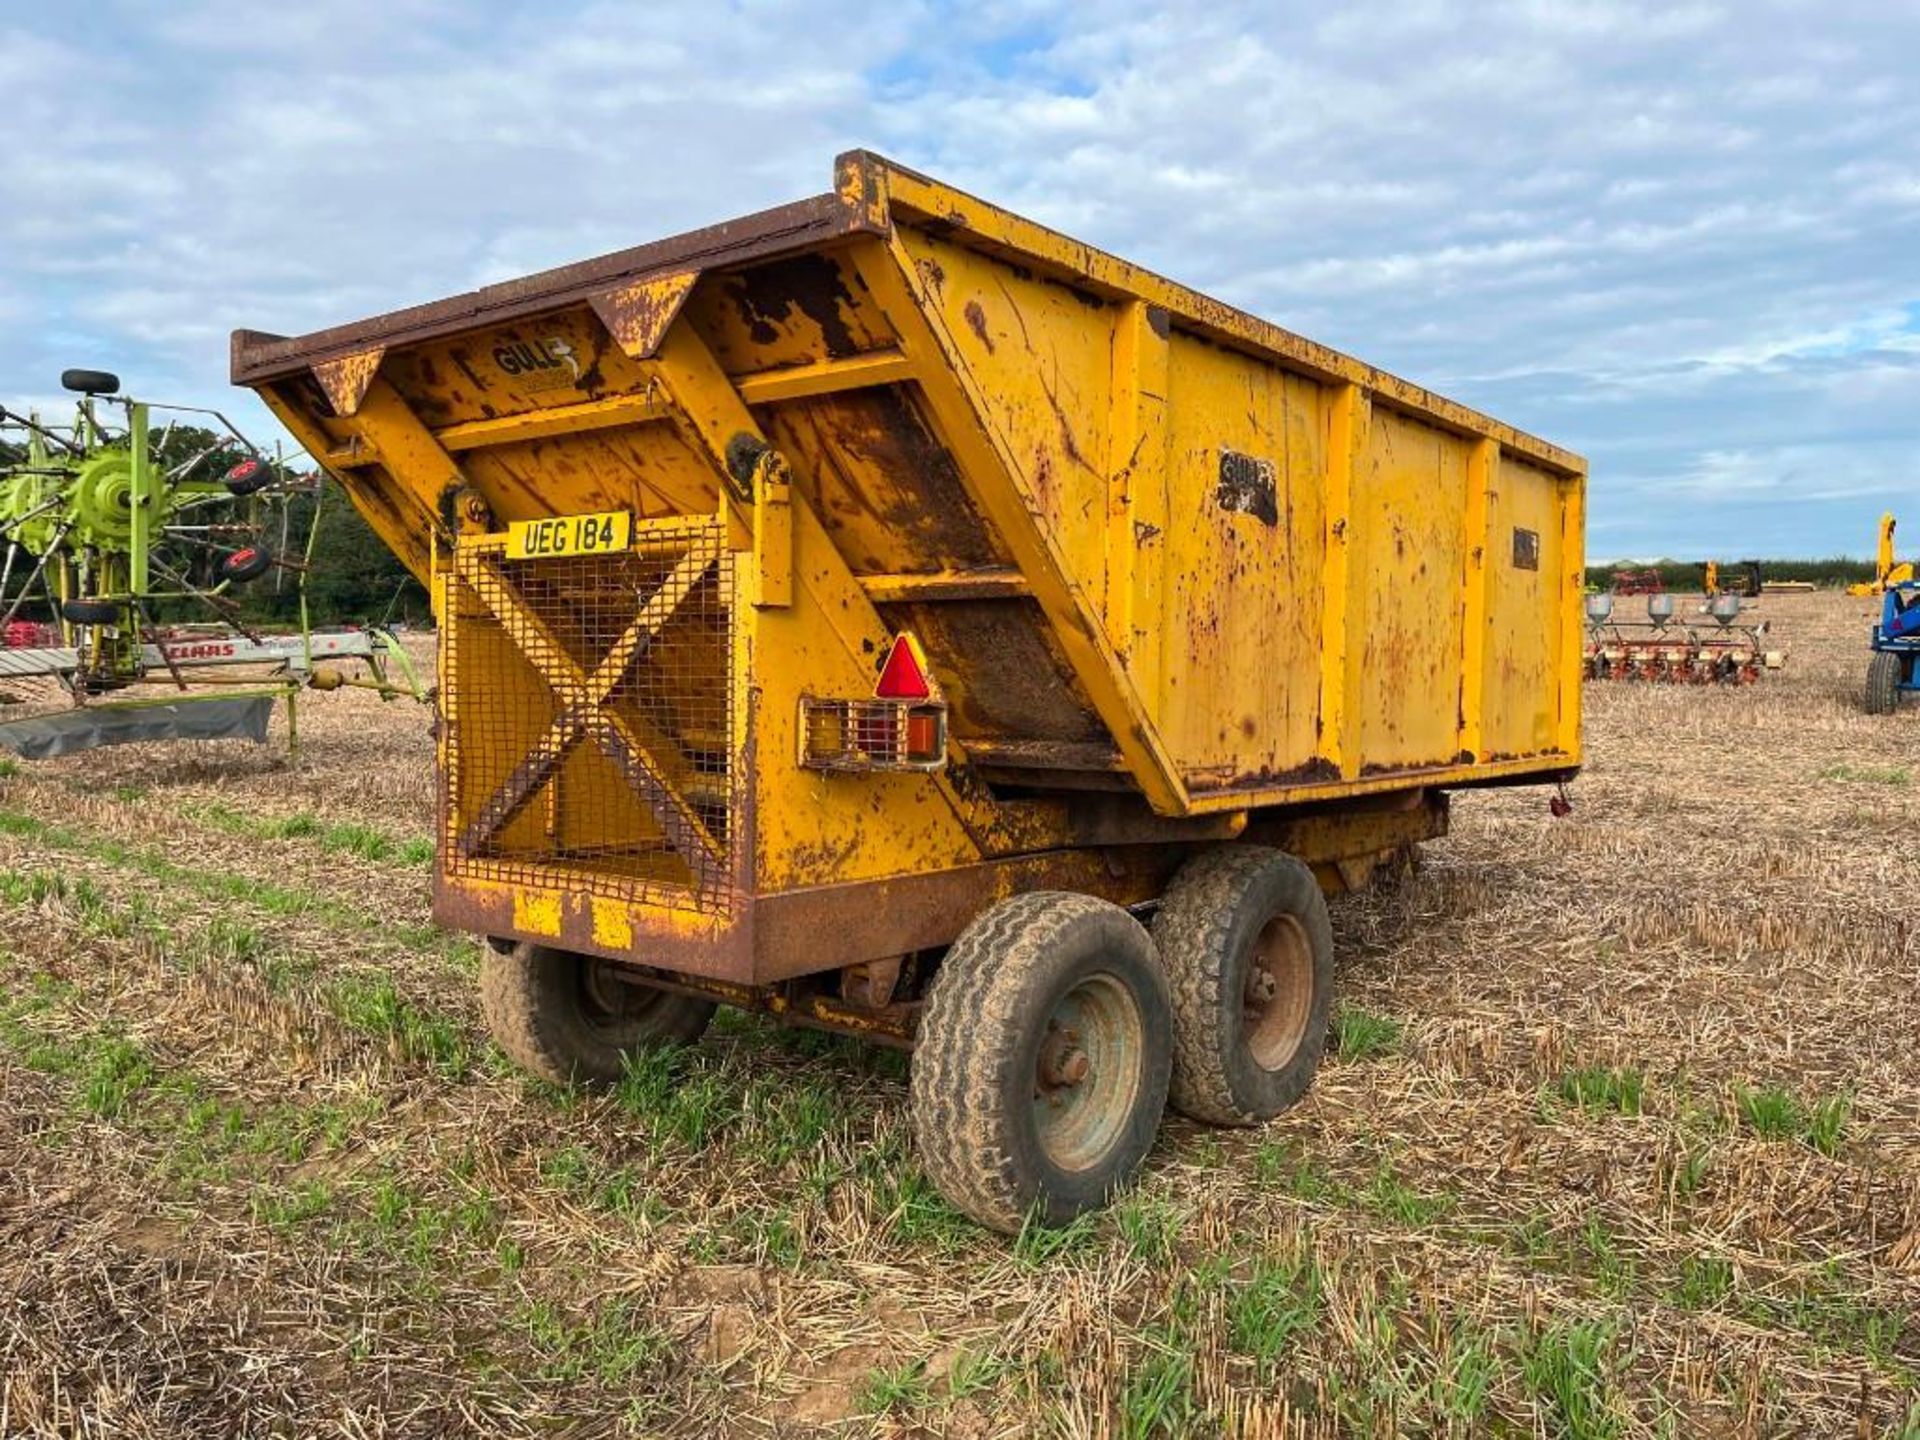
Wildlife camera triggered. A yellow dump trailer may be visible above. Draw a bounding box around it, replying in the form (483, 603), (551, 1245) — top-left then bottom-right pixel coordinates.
(233, 152), (1584, 1230)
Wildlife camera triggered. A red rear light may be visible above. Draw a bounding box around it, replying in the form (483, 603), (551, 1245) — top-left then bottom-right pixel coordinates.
(798, 699), (947, 772)
(906, 710), (938, 756)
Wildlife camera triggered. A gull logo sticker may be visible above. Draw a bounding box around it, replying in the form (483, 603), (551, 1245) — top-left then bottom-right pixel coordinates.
(491, 335), (583, 390)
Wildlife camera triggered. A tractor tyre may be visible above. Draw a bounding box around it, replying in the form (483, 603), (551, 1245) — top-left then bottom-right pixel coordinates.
(59, 598), (122, 626)
(224, 457), (275, 495)
(911, 891), (1171, 1232)
(219, 546), (274, 583)
(480, 941), (714, 1086)
(1866, 652), (1903, 715)
(1152, 846), (1335, 1127)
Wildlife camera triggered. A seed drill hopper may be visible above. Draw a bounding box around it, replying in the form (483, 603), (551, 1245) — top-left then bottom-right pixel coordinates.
(1583, 591), (1783, 683)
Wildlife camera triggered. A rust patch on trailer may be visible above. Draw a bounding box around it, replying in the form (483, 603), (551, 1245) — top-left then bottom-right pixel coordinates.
(588, 269), (698, 359)
(795, 388), (1007, 570)
(311, 347), (387, 417)
(905, 598), (1107, 743)
(963, 300), (994, 352)
(1205, 756), (1341, 792)
(726, 253), (862, 357)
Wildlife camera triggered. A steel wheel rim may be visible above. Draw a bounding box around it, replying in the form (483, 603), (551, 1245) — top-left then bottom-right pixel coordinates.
(1243, 913), (1313, 1071)
(580, 958), (663, 1031)
(1030, 971), (1145, 1173)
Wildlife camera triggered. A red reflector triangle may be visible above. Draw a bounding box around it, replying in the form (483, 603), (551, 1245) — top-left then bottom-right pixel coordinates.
(874, 633), (932, 700)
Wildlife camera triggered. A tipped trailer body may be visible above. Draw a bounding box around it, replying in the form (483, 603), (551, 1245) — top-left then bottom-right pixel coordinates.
(234, 153), (1584, 1229)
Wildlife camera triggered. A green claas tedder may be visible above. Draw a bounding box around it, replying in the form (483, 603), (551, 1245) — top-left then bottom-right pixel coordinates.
(233, 153), (1584, 1231)
(0, 370), (422, 757)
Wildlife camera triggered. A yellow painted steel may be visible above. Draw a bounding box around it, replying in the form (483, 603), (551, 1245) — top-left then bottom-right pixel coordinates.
(234, 152), (1584, 971)
(1848, 513), (1913, 595)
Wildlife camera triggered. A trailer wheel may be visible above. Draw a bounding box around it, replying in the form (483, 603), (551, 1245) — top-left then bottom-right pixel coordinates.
(1152, 846), (1334, 1126)
(910, 892), (1171, 1232)
(1866, 651), (1902, 715)
(479, 940), (715, 1086)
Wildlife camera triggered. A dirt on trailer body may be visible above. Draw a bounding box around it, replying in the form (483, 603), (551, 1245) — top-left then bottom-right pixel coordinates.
(0, 592), (1915, 1436)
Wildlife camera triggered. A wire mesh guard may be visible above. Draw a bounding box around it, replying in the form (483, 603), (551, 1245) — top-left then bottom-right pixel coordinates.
(443, 525), (735, 913)
(800, 698), (948, 772)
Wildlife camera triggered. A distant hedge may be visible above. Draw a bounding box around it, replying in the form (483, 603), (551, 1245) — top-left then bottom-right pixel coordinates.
(1586, 557), (1877, 590)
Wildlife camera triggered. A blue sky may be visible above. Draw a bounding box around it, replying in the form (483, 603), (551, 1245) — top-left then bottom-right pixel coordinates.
(3, 0), (1917, 559)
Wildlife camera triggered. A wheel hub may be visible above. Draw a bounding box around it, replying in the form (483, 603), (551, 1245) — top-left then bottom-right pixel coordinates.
(1242, 913), (1313, 1071)
(581, 957), (634, 1018)
(1028, 971), (1144, 1174)
(1038, 1023), (1092, 1090)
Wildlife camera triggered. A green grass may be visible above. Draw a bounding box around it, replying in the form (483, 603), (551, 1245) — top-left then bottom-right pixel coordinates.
(1552, 1066), (1645, 1117)
(1578, 1211), (1634, 1300)
(253, 1179), (333, 1228)
(1431, 1322), (1497, 1425)
(325, 971), (473, 1077)
(868, 1163), (977, 1254)
(1519, 1319), (1622, 1440)
(520, 1296), (673, 1386)
(1113, 1195), (1181, 1265)
(1815, 762), (1910, 786)
(1254, 1139), (1337, 1202)
(192, 802), (435, 865)
(1363, 1161), (1455, 1226)
(0, 867), (67, 905)
(1226, 1248), (1322, 1375)
(1671, 1144), (1712, 1199)
(1333, 1006), (1404, 1061)
(859, 1358), (932, 1414)
(1805, 1093), (1853, 1156)
(1012, 1208), (1100, 1266)
(1734, 1084), (1851, 1154)
(78, 1035), (153, 1118)
(1669, 1253), (1735, 1310)
(1119, 1321), (1198, 1437)
(1765, 1267), (1912, 1373)
(0, 805), (459, 973)
(945, 1347), (1009, 1403)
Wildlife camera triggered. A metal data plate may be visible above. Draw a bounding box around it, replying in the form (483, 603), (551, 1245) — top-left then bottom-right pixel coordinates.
(505, 511), (633, 561)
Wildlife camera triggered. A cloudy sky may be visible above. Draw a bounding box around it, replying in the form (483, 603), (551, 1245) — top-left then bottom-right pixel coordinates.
(3, 0), (1916, 559)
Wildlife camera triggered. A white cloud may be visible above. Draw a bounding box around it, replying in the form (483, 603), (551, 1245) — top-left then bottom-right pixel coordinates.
(2, 0), (1918, 555)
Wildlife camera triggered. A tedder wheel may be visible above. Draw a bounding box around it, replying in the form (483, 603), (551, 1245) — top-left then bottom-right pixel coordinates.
(1152, 846), (1335, 1126)
(479, 940), (715, 1085)
(219, 546), (274, 583)
(60, 368), (120, 396)
(910, 891), (1171, 1232)
(224, 457), (275, 495)
(1865, 651), (1902, 715)
(60, 598), (123, 626)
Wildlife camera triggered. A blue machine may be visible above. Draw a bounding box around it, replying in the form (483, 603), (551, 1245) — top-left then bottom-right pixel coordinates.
(1866, 583), (1920, 713)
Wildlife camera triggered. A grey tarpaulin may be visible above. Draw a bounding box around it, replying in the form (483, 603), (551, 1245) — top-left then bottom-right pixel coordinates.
(0, 695), (274, 759)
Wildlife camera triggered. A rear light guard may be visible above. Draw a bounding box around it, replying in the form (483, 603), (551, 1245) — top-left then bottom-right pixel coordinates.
(799, 696), (948, 772)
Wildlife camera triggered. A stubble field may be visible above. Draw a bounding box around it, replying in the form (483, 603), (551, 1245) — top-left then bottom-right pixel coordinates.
(0, 591), (1915, 1438)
